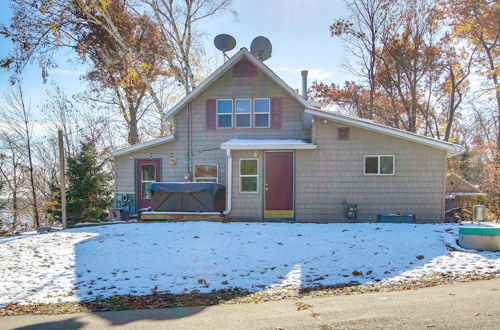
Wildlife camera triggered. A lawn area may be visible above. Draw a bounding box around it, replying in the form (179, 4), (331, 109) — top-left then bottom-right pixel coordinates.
(0, 222), (498, 307)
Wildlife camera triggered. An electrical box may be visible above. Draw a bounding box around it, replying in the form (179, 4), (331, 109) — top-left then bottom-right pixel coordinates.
(343, 200), (357, 220)
(113, 193), (137, 216)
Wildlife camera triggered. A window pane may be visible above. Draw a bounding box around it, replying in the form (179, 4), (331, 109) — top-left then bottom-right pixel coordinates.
(141, 182), (152, 199)
(236, 114), (250, 127)
(241, 159), (257, 175)
(241, 177), (257, 192)
(235, 99), (251, 113)
(141, 164), (155, 181)
(380, 156), (394, 174)
(195, 164), (217, 178)
(217, 100), (232, 114)
(365, 157), (378, 174)
(254, 99), (270, 113)
(254, 114), (269, 127)
(218, 114), (232, 128)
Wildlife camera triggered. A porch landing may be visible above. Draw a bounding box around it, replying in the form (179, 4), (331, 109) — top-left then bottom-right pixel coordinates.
(141, 211), (223, 221)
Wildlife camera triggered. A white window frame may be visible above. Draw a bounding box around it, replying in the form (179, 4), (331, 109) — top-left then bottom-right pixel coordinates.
(216, 99), (233, 129)
(239, 158), (259, 193)
(235, 98), (252, 128)
(363, 155), (395, 176)
(193, 163), (219, 182)
(140, 163), (157, 199)
(253, 98), (271, 128)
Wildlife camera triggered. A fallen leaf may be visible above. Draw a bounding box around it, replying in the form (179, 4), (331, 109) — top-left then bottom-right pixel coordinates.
(296, 302), (311, 311)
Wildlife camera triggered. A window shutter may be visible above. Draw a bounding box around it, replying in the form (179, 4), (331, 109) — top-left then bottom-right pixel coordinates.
(270, 97), (282, 129)
(206, 99), (216, 130)
(337, 127), (350, 140)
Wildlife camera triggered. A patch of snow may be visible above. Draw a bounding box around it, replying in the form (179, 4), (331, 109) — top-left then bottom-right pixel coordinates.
(0, 222), (498, 306)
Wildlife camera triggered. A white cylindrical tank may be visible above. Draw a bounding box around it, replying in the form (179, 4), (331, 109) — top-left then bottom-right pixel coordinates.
(473, 205), (485, 222)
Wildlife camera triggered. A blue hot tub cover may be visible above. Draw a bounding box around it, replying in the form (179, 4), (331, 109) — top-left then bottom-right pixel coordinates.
(149, 182), (223, 196)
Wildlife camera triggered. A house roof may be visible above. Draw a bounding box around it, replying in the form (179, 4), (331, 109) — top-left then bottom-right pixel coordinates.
(446, 173), (483, 195)
(220, 139), (317, 150)
(108, 49), (465, 158)
(108, 135), (176, 159)
(163, 48), (316, 120)
(305, 108), (465, 157)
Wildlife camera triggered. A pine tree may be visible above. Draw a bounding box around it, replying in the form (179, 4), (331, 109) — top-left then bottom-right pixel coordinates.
(66, 141), (112, 222)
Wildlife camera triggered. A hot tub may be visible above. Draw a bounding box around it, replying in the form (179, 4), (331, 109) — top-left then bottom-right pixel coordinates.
(458, 224), (500, 251)
(149, 182), (225, 213)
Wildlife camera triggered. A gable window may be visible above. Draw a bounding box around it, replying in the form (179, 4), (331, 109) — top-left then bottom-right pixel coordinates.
(235, 99), (251, 128)
(337, 127), (350, 140)
(194, 164), (218, 182)
(254, 98), (270, 128)
(240, 159), (259, 193)
(364, 155), (395, 175)
(217, 99), (233, 128)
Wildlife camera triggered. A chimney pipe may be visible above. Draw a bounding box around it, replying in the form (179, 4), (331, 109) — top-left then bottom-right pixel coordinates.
(301, 70), (308, 100)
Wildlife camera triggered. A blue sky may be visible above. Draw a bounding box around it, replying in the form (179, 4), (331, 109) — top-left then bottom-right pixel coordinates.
(0, 0), (351, 108)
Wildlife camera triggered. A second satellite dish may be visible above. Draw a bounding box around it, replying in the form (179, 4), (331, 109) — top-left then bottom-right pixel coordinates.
(250, 36), (272, 61)
(214, 34), (236, 53)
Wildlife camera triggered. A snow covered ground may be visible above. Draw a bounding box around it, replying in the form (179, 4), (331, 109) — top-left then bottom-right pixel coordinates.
(0, 222), (498, 306)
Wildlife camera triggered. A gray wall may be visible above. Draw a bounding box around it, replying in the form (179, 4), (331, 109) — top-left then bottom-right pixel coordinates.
(113, 60), (447, 222)
(294, 119), (447, 222)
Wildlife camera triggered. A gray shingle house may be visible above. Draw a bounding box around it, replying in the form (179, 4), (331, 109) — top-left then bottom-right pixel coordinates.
(109, 48), (464, 222)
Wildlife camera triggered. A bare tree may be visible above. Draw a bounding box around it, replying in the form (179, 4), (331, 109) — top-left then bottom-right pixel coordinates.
(138, 0), (236, 92)
(330, 0), (391, 119)
(1, 86), (40, 228)
(0, 132), (26, 232)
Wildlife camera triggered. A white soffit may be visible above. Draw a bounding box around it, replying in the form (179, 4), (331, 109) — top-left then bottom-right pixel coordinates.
(108, 135), (176, 159)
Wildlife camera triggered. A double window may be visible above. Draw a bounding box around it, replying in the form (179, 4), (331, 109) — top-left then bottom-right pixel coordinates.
(216, 99), (233, 128)
(239, 159), (259, 193)
(194, 164), (218, 182)
(235, 99), (251, 128)
(253, 98), (270, 128)
(216, 98), (270, 129)
(364, 155), (395, 175)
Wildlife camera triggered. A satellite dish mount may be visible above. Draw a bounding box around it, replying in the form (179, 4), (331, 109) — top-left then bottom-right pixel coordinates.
(250, 36), (272, 61)
(214, 34), (236, 61)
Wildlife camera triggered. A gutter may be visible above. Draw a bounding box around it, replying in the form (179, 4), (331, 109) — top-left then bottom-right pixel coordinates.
(223, 149), (232, 216)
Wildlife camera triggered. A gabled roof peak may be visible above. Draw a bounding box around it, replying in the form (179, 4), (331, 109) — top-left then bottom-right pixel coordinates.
(163, 48), (313, 120)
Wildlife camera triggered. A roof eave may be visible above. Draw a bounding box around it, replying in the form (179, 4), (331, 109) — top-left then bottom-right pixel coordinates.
(163, 48), (313, 121)
(108, 135), (176, 159)
(306, 108), (465, 157)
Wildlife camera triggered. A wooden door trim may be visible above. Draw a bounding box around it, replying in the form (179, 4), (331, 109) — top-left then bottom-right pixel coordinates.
(263, 150), (295, 220)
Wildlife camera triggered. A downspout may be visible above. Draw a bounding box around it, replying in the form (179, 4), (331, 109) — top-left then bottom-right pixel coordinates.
(184, 66), (192, 181)
(223, 148), (232, 215)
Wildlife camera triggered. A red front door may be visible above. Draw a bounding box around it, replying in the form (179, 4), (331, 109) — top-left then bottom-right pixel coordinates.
(265, 151), (294, 219)
(137, 159), (161, 210)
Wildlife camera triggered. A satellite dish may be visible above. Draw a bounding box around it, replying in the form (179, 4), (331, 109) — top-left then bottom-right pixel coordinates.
(214, 34), (236, 53)
(250, 36), (272, 61)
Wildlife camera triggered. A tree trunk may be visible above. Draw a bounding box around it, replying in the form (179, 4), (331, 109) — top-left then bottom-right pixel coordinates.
(25, 127), (40, 229)
(127, 117), (139, 145)
(11, 188), (18, 232)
